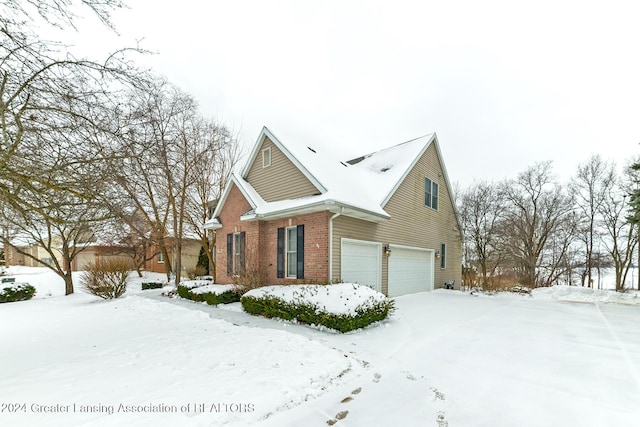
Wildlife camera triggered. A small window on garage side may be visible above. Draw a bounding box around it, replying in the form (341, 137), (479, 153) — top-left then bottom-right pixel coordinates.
(440, 243), (446, 269)
(262, 147), (271, 168)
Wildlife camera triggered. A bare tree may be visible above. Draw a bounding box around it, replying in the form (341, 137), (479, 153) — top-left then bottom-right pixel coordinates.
(109, 79), (232, 285)
(184, 120), (241, 281)
(599, 175), (638, 291)
(0, 152), (114, 294)
(458, 180), (508, 289)
(0, 0), (143, 294)
(501, 161), (576, 287)
(1, 0), (125, 30)
(571, 155), (615, 287)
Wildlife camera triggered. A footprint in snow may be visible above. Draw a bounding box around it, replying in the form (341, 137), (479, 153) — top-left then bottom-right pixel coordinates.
(340, 385), (363, 403)
(436, 411), (448, 427)
(327, 410), (349, 425)
(373, 373), (382, 383)
(430, 387), (445, 401)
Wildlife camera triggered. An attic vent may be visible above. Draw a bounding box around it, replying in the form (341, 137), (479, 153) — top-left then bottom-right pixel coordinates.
(380, 166), (392, 172)
(307, 146), (316, 153)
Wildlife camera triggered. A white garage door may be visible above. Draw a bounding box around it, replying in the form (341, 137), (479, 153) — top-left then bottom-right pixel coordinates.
(341, 239), (381, 292)
(388, 246), (433, 297)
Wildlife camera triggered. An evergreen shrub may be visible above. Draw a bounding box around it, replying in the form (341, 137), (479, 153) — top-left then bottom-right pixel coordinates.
(0, 283), (36, 303)
(177, 284), (241, 305)
(141, 282), (164, 290)
(240, 293), (395, 333)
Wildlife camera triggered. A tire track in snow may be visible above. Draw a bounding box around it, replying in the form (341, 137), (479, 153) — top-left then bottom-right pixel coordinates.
(594, 302), (640, 395)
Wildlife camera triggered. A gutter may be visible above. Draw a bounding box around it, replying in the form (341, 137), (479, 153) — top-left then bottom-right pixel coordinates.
(328, 208), (343, 282)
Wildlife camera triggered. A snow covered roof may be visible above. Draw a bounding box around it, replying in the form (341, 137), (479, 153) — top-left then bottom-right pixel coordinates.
(210, 126), (445, 224)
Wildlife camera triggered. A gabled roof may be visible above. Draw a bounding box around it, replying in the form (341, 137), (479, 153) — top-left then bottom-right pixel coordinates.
(209, 126), (456, 226)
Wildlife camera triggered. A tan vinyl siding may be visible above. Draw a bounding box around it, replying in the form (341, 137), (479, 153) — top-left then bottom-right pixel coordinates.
(246, 137), (321, 202)
(332, 143), (462, 294)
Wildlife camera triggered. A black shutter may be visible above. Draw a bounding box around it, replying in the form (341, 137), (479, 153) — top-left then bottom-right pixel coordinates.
(238, 232), (246, 273)
(277, 228), (284, 278)
(226, 233), (233, 275)
(296, 224), (304, 279)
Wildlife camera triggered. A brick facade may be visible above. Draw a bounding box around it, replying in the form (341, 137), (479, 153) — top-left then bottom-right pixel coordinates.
(216, 183), (330, 285)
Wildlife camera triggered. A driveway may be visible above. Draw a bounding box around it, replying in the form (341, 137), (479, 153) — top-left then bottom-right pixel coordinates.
(153, 291), (640, 426)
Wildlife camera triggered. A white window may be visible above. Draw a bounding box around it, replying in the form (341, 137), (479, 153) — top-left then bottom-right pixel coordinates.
(262, 147), (271, 168)
(425, 178), (439, 210)
(286, 226), (297, 278)
(233, 232), (242, 273)
(157, 251), (164, 263)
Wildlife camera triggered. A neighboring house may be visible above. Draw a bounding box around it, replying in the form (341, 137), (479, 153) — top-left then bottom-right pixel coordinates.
(144, 238), (202, 276)
(72, 243), (134, 271)
(205, 127), (462, 296)
(4, 242), (48, 267)
(4, 235), (201, 276)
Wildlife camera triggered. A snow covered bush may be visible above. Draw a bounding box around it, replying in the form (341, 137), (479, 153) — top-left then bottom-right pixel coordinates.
(141, 281), (164, 290)
(177, 282), (242, 305)
(0, 283), (36, 303)
(241, 284), (395, 333)
(81, 259), (131, 299)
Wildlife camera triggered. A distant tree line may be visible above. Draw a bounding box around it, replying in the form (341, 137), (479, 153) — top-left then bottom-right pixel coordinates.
(457, 157), (640, 291)
(0, 0), (240, 294)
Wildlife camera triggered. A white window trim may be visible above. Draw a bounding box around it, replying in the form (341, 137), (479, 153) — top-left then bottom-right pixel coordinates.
(157, 251), (164, 263)
(262, 147), (271, 168)
(425, 177), (439, 210)
(286, 226), (297, 279)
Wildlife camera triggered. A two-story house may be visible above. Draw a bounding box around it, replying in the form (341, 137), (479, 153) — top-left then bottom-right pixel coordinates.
(205, 127), (462, 296)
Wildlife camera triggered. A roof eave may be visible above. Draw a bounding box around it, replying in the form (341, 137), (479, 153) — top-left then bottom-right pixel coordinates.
(203, 221), (222, 230)
(242, 200), (389, 223)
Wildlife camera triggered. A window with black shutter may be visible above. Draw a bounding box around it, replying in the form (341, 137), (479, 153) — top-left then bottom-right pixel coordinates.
(277, 225), (304, 279)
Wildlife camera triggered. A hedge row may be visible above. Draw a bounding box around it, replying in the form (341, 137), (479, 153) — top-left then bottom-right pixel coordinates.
(177, 285), (241, 306)
(0, 283), (36, 303)
(240, 295), (395, 333)
(141, 282), (165, 290)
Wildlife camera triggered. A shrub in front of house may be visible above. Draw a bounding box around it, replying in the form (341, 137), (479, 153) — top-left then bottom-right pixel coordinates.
(241, 284), (395, 333)
(0, 283), (36, 303)
(82, 259), (131, 299)
(177, 281), (241, 305)
(141, 281), (165, 290)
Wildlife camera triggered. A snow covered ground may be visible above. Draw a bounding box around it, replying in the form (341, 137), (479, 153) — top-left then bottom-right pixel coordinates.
(1, 267), (640, 426)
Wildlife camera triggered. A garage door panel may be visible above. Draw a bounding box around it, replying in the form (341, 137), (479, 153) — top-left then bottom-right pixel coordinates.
(388, 246), (433, 297)
(341, 239), (381, 292)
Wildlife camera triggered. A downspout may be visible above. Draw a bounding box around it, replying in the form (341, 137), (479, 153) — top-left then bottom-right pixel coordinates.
(328, 208), (343, 282)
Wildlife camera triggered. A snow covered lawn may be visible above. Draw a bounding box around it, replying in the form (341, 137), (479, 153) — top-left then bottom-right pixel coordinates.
(1, 268), (640, 426)
(0, 288), (359, 426)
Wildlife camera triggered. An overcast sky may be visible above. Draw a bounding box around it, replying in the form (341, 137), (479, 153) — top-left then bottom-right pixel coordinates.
(64, 0), (640, 187)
